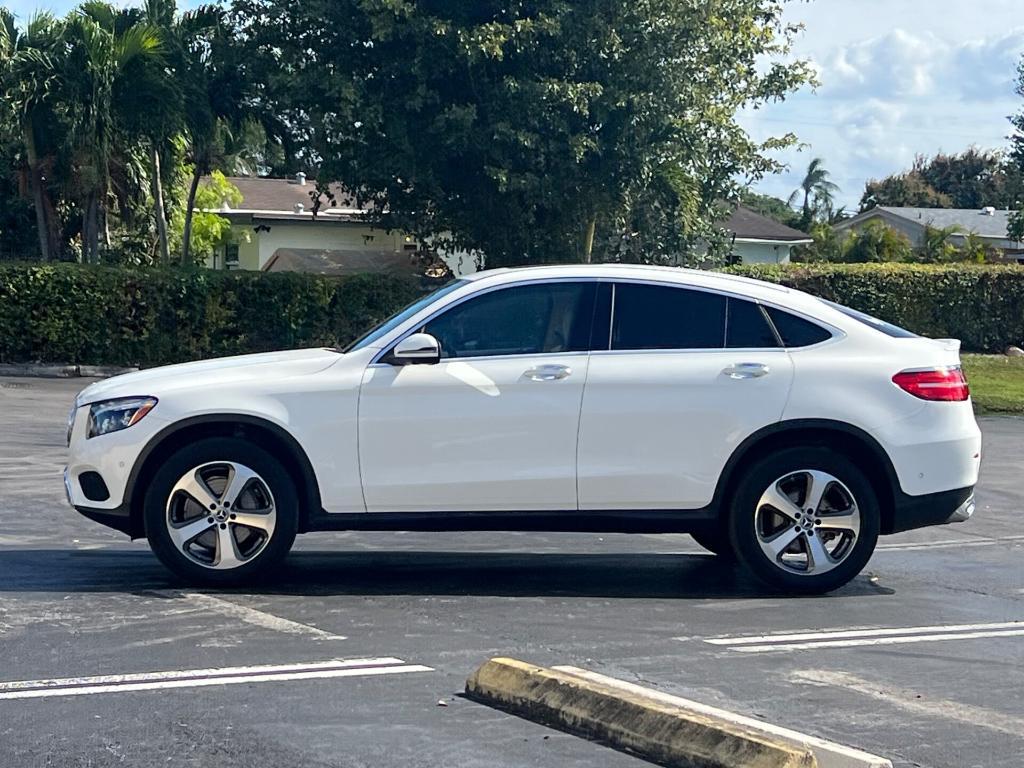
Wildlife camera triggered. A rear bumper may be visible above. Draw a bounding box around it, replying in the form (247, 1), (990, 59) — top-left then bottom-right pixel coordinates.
(889, 486), (975, 534)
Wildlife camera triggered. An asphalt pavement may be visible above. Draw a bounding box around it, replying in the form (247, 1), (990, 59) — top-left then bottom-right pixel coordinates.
(1, 376), (1022, 767)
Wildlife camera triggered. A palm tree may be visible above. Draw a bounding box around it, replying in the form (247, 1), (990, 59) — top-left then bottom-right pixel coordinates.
(63, 2), (164, 263)
(0, 10), (64, 261)
(788, 158), (841, 229)
(920, 224), (962, 263)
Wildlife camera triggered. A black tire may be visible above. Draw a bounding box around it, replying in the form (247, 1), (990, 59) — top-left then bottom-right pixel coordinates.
(144, 437), (299, 585)
(727, 447), (880, 595)
(690, 528), (735, 559)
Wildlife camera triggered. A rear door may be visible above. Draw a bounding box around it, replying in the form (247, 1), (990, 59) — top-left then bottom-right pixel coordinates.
(577, 281), (794, 510)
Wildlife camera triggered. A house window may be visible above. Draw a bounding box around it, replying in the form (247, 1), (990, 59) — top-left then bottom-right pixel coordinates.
(225, 243), (240, 270)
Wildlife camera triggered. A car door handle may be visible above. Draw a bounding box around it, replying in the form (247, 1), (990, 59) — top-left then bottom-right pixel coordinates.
(524, 364), (572, 381)
(722, 362), (770, 379)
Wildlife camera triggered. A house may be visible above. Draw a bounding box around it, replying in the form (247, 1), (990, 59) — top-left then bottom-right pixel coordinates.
(205, 176), (811, 273)
(204, 174), (476, 276)
(721, 205), (812, 264)
(834, 206), (1024, 263)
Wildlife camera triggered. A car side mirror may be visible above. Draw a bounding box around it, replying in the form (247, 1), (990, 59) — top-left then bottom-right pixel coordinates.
(385, 333), (441, 365)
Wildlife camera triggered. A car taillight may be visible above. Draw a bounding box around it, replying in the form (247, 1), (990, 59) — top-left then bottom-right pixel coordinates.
(892, 367), (970, 401)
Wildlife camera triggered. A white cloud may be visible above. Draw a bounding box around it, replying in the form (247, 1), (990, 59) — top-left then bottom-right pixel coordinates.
(747, 3), (1024, 210)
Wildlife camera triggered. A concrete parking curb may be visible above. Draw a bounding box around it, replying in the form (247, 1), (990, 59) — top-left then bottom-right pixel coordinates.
(553, 667), (892, 768)
(465, 657), (818, 768)
(0, 364), (137, 378)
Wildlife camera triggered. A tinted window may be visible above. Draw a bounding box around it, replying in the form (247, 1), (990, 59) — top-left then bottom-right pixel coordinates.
(611, 283), (726, 350)
(423, 282), (595, 359)
(765, 307), (833, 347)
(823, 300), (918, 338)
(726, 298), (779, 348)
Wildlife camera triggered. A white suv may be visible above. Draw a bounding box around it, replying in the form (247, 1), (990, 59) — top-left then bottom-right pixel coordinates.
(65, 265), (981, 593)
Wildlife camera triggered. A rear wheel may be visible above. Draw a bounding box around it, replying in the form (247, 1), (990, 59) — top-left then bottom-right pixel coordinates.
(727, 447), (880, 594)
(143, 437), (299, 585)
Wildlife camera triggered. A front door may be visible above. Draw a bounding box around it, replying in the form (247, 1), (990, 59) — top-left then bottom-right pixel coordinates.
(358, 281), (597, 512)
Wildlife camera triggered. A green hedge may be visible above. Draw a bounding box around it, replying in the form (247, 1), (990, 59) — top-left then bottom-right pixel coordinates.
(0, 264), (429, 366)
(727, 263), (1024, 354)
(2, 262), (1023, 366)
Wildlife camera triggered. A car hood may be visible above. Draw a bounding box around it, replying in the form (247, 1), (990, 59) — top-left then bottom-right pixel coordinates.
(76, 348), (343, 405)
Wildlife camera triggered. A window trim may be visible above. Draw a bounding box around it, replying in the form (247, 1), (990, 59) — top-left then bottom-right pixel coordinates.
(370, 275), (844, 365)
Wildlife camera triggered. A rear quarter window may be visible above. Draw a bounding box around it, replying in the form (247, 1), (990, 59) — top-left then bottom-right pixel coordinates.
(765, 306), (833, 348)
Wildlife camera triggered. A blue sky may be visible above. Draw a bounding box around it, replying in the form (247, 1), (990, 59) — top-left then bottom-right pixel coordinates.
(8, 0), (1024, 209)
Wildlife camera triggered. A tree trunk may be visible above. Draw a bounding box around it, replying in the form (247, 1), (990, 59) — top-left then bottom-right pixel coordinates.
(151, 144), (170, 263)
(23, 123), (51, 262)
(582, 216), (597, 263)
(84, 192), (100, 264)
(181, 165), (202, 265)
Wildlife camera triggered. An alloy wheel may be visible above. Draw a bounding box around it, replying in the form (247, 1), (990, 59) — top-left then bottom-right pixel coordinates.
(165, 461), (277, 570)
(753, 469), (861, 576)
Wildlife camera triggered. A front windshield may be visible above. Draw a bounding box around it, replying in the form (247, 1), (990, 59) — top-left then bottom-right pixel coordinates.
(344, 279), (468, 352)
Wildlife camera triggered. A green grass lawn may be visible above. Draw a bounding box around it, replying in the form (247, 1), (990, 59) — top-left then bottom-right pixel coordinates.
(962, 354), (1024, 415)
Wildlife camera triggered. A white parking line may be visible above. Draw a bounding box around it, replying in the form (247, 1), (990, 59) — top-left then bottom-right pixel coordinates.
(170, 592), (347, 640)
(702, 621), (1024, 653)
(792, 670), (1024, 738)
(877, 535), (1024, 551)
(0, 657), (433, 700)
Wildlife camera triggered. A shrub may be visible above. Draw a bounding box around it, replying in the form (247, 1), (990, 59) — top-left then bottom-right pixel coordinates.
(0, 264), (429, 366)
(2, 262), (1023, 365)
(728, 263), (1024, 353)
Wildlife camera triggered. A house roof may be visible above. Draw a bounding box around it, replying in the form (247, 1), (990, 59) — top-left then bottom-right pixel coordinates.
(722, 205), (811, 243)
(837, 206), (1019, 240)
(204, 175), (367, 221)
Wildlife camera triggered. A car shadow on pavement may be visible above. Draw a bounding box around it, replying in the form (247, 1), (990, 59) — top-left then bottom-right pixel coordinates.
(0, 548), (893, 599)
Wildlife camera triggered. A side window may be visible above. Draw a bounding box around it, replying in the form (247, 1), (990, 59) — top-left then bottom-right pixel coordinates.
(765, 306), (833, 347)
(611, 283), (726, 350)
(726, 298), (779, 348)
(423, 282), (595, 359)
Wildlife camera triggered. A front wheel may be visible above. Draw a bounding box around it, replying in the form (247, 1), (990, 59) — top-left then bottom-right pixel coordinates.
(143, 437), (299, 585)
(727, 447), (880, 594)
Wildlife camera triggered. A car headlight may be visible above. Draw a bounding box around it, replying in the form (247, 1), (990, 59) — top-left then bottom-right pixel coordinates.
(66, 401), (78, 446)
(87, 397), (158, 439)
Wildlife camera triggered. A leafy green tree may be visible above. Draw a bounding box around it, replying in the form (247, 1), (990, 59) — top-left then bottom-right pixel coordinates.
(861, 170), (952, 211)
(841, 220), (913, 263)
(175, 7), (253, 265)
(739, 190), (801, 229)
(170, 169), (242, 263)
(787, 157), (840, 229)
(62, 2), (164, 263)
(233, 0), (813, 267)
(0, 9), (65, 260)
(863, 150), (1024, 213)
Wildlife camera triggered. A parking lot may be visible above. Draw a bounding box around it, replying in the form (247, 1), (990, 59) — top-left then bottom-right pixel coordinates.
(1, 375), (1022, 767)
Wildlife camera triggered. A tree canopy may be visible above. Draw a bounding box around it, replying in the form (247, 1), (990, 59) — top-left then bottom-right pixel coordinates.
(862, 149), (1024, 213)
(232, 0), (813, 267)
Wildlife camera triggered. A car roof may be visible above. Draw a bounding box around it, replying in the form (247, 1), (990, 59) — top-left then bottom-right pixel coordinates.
(461, 264), (850, 327)
(465, 263), (796, 300)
